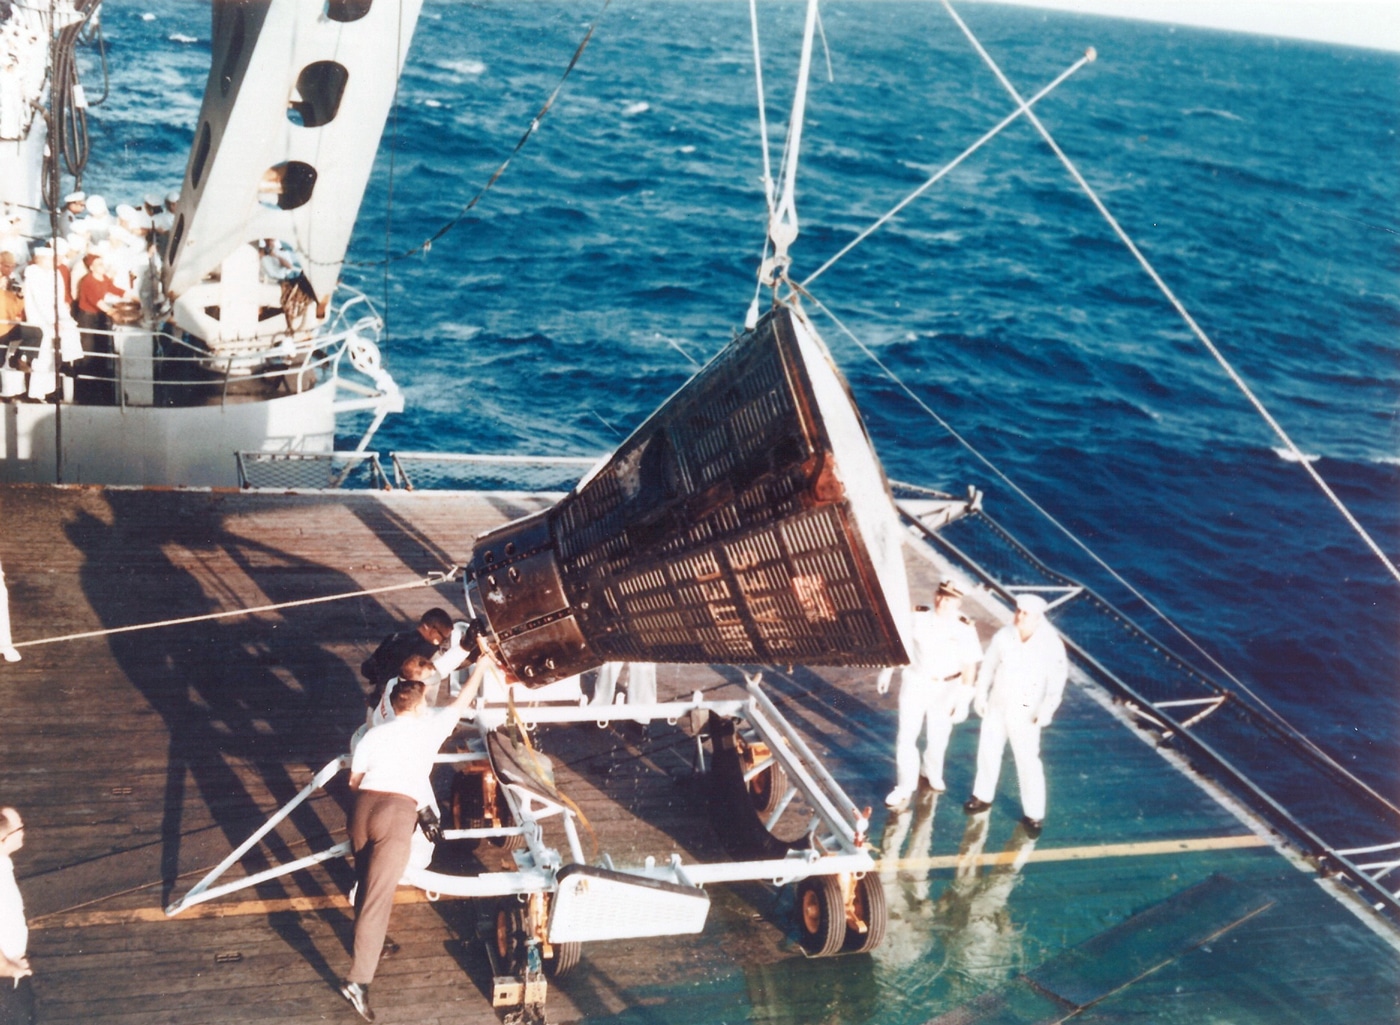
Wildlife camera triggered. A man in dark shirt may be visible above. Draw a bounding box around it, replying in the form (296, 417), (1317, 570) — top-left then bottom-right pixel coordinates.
(359, 609), (455, 710)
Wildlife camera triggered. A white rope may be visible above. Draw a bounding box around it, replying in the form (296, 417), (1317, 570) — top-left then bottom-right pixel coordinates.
(765, 0), (822, 284)
(802, 48), (1096, 289)
(814, 2), (834, 83)
(746, 0), (776, 328)
(12, 568), (461, 650)
(798, 287), (1400, 820)
(940, 0), (1400, 588)
(748, 0), (776, 221)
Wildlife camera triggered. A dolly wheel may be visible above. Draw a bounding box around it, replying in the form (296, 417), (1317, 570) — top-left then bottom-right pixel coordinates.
(489, 788), (526, 850)
(843, 872), (887, 954)
(545, 940), (581, 979)
(494, 904), (527, 974)
(748, 761), (789, 817)
(795, 875), (845, 958)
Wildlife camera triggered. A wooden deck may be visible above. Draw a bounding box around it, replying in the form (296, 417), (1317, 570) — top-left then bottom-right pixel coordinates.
(0, 485), (1396, 1024)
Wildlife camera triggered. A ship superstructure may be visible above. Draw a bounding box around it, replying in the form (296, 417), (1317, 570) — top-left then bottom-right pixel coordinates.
(0, 0), (417, 486)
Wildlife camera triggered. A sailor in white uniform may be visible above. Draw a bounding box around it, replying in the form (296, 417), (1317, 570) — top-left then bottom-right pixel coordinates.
(963, 592), (1067, 835)
(880, 579), (983, 811)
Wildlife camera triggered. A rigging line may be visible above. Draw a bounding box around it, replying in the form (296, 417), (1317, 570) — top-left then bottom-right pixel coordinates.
(941, 0), (1400, 588)
(813, 1), (834, 83)
(10, 568), (463, 651)
(343, 0), (611, 269)
(801, 47), (1095, 289)
(660, 334), (701, 367)
(745, 0), (776, 326)
(748, 0), (776, 219)
(382, 0), (404, 340)
(798, 286), (1400, 819)
(773, 0), (821, 238)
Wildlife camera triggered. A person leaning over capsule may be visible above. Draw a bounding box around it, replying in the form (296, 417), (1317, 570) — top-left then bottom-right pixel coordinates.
(337, 646), (494, 1023)
(962, 593), (1067, 838)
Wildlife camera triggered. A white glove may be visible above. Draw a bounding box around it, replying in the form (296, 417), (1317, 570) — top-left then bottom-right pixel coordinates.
(876, 667), (894, 696)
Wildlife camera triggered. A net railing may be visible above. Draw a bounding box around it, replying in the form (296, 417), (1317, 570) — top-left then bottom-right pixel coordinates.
(389, 452), (599, 493)
(235, 451), (388, 491)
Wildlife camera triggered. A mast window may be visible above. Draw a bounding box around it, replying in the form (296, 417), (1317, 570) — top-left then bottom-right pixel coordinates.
(191, 122), (212, 189)
(287, 62), (349, 128)
(219, 7), (246, 97)
(258, 162), (318, 211)
(326, 0), (372, 23)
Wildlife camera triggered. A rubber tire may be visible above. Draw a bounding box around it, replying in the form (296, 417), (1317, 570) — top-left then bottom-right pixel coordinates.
(795, 875), (846, 958)
(843, 872), (887, 954)
(489, 788), (526, 851)
(545, 940), (581, 979)
(748, 762), (789, 818)
(494, 904), (527, 974)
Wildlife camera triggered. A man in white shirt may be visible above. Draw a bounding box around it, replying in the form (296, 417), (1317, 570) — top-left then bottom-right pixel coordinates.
(879, 579), (983, 810)
(0, 806), (34, 1025)
(963, 593), (1068, 837)
(338, 655), (491, 1022)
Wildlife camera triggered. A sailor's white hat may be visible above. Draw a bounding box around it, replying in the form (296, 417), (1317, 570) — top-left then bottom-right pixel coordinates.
(114, 203), (137, 222)
(85, 195), (109, 218)
(165, 190), (180, 206)
(143, 192), (163, 209)
(63, 190), (86, 205)
(1015, 593), (1049, 616)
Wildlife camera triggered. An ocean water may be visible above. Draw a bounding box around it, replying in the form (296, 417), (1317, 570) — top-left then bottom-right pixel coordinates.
(84, 1), (1398, 797)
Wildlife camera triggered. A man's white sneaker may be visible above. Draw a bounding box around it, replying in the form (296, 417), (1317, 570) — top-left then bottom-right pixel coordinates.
(1, 649), (19, 663)
(884, 788), (912, 811)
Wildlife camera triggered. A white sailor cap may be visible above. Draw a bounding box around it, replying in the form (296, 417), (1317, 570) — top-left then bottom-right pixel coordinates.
(143, 192), (163, 209)
(1015, 593), (1049, 616)
(31, 245), (54, 260)
(165, 190), (180, 207)
(114, 203), (137, 222)
(86, 195), (109, 218)
(63, 190), (86, 205)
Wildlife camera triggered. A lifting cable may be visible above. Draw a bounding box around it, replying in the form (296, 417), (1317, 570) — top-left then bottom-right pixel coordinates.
(344, 0), (611, 270)
(9, 567), (462, 652)
(794, 284), (1400, 820)
(801, 45), (1097, 290)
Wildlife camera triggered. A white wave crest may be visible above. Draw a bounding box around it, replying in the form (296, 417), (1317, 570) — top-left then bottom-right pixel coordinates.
(622, 101), (650, 117)
(440, 58), (486, 77)
(423, 98), (443, 108)
(168, 33), (197, 44)
(1183, 107), (1244, 122)
(1273, 446), (1320, 464)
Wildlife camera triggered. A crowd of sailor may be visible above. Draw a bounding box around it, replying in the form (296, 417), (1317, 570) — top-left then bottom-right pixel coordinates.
(0, 0), (64, 142)
(0, 190), (176, 402)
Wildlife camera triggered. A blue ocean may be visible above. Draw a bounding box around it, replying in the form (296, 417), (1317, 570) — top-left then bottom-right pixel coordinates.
(84, 1), (1398, 797)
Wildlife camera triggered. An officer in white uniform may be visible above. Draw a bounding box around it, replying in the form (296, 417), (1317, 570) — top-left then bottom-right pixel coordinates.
(963, 593), (1067, 835)
(880, 579), (983, 811)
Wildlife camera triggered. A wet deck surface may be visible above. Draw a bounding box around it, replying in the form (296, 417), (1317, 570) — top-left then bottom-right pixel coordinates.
(0, 485), (1396, 1025)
